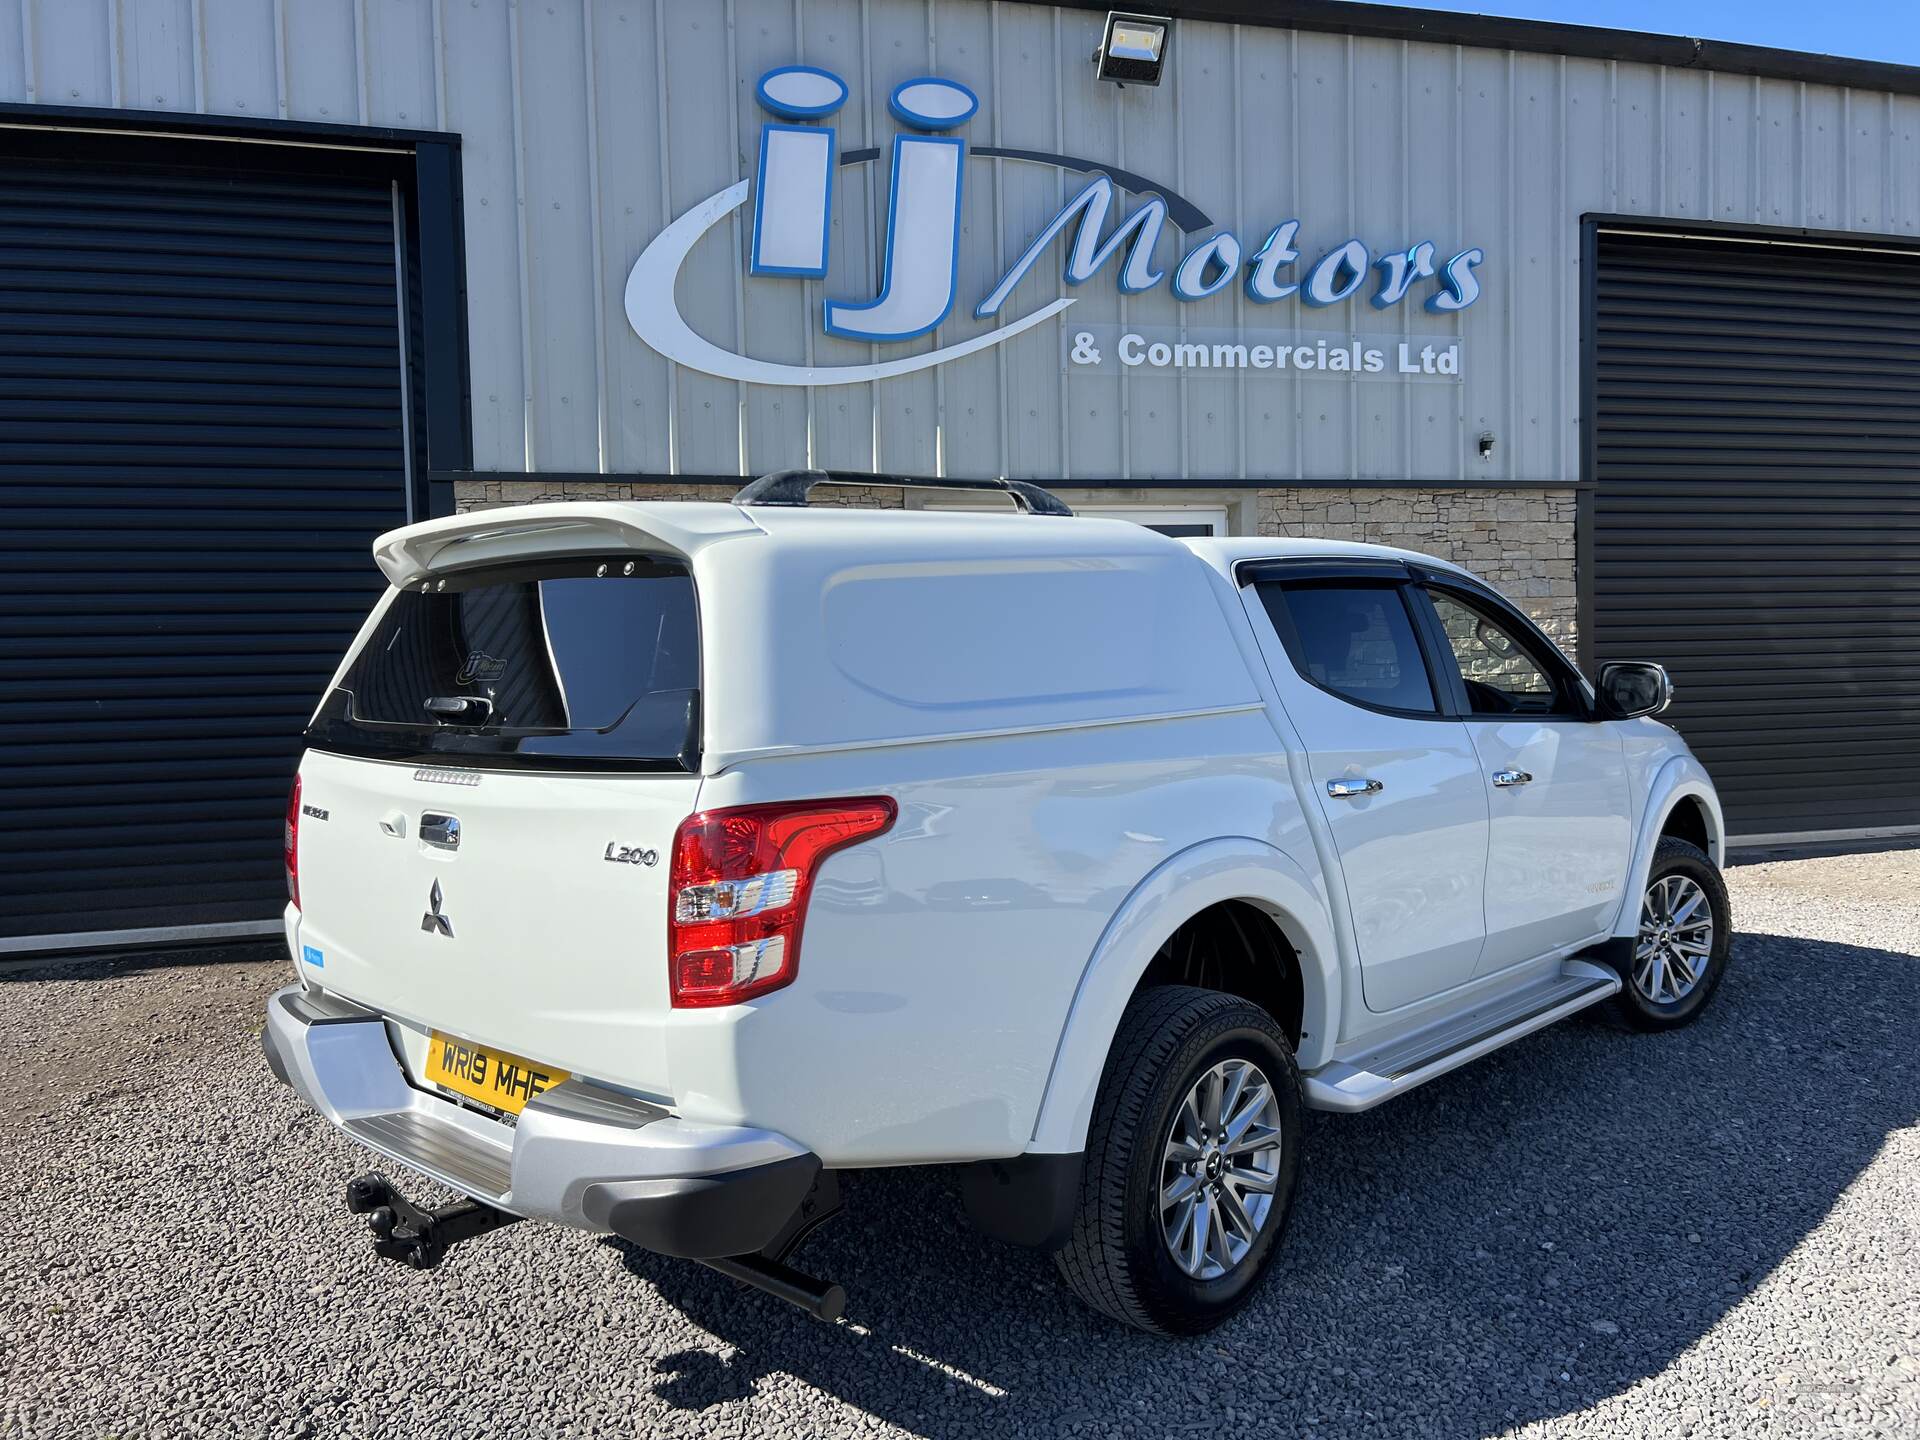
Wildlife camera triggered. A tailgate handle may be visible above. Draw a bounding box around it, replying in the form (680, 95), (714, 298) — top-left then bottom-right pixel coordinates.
(424, 695), (493, 723)
(420, 814), (461, 851)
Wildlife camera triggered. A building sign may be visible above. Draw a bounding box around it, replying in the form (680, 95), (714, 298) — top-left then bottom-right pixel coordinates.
(1064, 326), (1462, 380)
(625, 67), (1484, 388)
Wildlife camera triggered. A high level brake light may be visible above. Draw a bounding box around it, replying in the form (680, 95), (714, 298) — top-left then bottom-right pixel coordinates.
(667, 797), (897, 1007)
(285, 775), (302, 911)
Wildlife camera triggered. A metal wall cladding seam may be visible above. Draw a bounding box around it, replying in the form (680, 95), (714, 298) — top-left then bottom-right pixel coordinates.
(1590, 228), (1920, 838)
(4, 0), (1920, 481)
(0, 158), (408, 938)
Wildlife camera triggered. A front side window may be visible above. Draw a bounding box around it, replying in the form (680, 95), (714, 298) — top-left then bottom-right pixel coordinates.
(1257, 581), (1438, 715)
(1423, 588), (1568, 716)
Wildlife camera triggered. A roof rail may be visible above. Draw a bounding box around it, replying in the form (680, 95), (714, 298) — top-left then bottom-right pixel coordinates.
(732, 468), (1075, 517)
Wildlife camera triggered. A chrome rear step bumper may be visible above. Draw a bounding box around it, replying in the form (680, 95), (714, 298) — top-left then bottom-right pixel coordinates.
(263, 985), (818, 1258)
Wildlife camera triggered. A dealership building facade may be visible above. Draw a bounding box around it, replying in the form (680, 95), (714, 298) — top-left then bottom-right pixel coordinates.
(5, 0), (1920, 949)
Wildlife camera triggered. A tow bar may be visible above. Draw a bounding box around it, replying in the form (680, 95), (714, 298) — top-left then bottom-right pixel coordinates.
(345, 1172), (521, 1270)
(344, 1168), (847, 1321)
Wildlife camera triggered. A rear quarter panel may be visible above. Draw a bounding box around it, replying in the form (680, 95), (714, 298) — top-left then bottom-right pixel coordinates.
(669, 709), (1319, 1165)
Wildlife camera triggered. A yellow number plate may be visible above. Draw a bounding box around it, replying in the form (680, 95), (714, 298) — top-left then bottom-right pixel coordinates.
(424, 1031), (568, 1116)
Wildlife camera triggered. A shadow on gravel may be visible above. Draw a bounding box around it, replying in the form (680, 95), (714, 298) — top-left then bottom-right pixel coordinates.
(619, 928), (1920, 1440)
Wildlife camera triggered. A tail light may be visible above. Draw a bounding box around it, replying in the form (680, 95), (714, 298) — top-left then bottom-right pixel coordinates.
(284, 775), (302, 910)
(667, 797), (896, 1007)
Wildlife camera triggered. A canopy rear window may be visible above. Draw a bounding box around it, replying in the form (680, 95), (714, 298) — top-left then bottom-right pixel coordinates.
(307, 557), (700, 769)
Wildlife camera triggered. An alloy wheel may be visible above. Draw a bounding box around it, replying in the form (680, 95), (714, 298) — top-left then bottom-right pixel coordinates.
(1159, 1057), (1283, 1280)
(1634, 873), (1715, 1005)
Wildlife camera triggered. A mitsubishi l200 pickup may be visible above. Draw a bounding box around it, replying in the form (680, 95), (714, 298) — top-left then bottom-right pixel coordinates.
(265, 470), (1727, 1335)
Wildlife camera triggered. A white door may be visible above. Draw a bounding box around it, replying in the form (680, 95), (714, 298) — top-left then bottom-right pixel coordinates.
(1244, 569), (1489, 1013)
(1413, 583), (1633, 974)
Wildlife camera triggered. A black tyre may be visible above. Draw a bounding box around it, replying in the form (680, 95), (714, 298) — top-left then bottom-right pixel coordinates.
(1604, 836), (1732, 1032)
(1054, 985), (1302, 1335)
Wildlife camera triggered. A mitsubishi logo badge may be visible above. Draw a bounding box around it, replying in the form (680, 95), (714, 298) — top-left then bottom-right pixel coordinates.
(420, 878), (454, 938)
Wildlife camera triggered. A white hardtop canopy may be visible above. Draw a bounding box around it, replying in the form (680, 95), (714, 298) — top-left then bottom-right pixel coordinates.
(370, 501), (1269, 770)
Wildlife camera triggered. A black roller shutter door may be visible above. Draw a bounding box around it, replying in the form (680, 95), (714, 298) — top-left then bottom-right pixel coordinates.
(1590, 227), (1920, 840)
(0, 155), (409, 945)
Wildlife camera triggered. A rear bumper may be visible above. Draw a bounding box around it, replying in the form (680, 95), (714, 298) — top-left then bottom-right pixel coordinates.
(263, 985), (819, 1258)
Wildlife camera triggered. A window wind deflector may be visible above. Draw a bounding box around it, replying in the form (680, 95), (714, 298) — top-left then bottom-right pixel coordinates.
(1234, 556), (1411, 586)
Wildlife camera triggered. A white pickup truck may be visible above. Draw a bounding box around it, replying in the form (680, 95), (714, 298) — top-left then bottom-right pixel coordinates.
(265, 471), (1729, 1335)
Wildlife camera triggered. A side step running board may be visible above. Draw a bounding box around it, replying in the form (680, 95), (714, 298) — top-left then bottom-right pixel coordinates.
(1302, 959), (1621, 1113)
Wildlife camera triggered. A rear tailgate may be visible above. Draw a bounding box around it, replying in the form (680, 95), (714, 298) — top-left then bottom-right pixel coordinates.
(295, 749), (696, 1099)
(289, 533), (710, 1101)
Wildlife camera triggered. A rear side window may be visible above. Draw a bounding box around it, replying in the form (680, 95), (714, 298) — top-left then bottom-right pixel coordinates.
(1256, 581), (1438, 716)
(306, 557), (700, 769)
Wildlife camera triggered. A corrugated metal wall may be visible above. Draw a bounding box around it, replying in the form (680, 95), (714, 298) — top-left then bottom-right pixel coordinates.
(1, 0), (1916, 483)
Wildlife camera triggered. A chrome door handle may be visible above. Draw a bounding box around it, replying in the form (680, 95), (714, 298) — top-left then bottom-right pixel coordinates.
(1326, 778), (1384, 799)
(1492, 769), (1533, 788)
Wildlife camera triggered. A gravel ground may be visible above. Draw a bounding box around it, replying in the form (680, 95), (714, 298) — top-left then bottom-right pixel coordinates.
(1, 851), (1916, 1439)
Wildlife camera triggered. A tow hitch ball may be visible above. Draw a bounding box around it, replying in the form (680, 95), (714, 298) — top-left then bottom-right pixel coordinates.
(345, 1172), (521, 1270)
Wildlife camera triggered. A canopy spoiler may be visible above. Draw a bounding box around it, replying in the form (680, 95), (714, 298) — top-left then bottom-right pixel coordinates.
(370, 502), (764, 586)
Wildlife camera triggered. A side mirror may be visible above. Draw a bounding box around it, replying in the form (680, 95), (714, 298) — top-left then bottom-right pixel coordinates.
(1596, 661), (1674, 720)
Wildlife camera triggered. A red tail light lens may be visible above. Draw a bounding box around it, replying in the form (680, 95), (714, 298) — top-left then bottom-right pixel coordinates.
(284, 775), (302, 910)
(667, 797), (896, 1007)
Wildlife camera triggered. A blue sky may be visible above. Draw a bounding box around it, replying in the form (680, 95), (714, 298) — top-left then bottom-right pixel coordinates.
(1362, 2), (1920, 67)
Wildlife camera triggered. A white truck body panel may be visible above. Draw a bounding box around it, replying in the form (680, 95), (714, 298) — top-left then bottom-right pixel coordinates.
(294, 749), (699, 1103)
(282, 500), (1719, 1177)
